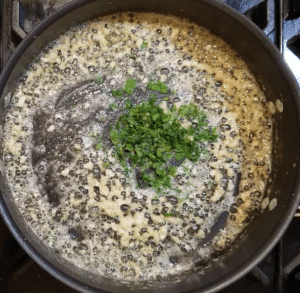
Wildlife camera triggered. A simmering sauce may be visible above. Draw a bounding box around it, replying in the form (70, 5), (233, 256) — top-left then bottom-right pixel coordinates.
(3, 13), (273, 280)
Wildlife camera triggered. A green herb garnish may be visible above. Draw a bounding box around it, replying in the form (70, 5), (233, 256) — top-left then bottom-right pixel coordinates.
(164, 212), (176, 217)
(111, 78), (136, 97)
(109, 94), (218, 191)
(147, 80), (168, 94)
(109, 102), (119, 109)
(171, 187), (182, 194)
(102, 162), (110, 169)
(111, 89), (125, 97)
(95, 75), (102, 84)
(179, 196), (189, 203)
(124, 78), (136, 95)
(169, 166), (177, 177)
(94, 143), (102, 150)
(183, 166), (189, 172)
(141, 42), (148, 49)
(92, 134), (103, 150)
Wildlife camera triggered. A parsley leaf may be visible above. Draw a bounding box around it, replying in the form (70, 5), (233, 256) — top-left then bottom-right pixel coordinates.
(147, 80), (168, 94)
(95, 75), (102, 84)
(109, 102), (119, 109)
(111, 89), (125, 97)
(94, 143), (102, 150)
(111, 78), (136, 97)
(164, 212), (176, 217)
(141, 42), (148, 49)
(124, 78), (136, 95)
(101, 162), (110, 169)
(92, 134), (103, 151)
(169, 166), (177, 177)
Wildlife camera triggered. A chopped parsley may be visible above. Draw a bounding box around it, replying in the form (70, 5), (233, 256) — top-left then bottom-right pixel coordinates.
(95, 75), (102, 84)
(102, 162), (110, 169)
(169, 166), (177, 177)
(179, 195), (190, 202)
(141, 42), (148, 49)
(164, 212), (176, 217)
(94, 143), (102, 150)
(147, 80), (168, 94)
(109, 94), (218, 191)
(109, 102), (119, 109)
(124, 78), (136, 95)
(92, 134), (103, 150)
(111, 78), (136, 97)
(111, 89), (125, 97)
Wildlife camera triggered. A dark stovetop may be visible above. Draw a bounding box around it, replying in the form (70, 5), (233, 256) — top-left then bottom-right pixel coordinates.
(1, 1), (300, 293)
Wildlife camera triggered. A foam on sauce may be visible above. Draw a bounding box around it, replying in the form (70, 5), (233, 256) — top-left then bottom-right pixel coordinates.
(3, 13), (273, 280)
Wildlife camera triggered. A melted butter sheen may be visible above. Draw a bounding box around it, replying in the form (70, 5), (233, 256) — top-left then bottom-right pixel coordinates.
(3, 13), (273, 280)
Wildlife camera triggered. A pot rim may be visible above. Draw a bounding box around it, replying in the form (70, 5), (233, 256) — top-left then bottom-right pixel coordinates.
(0, 1), (300, 293)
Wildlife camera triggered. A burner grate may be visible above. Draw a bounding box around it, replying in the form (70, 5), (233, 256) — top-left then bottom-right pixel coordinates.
(295, 207), (300, 217)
